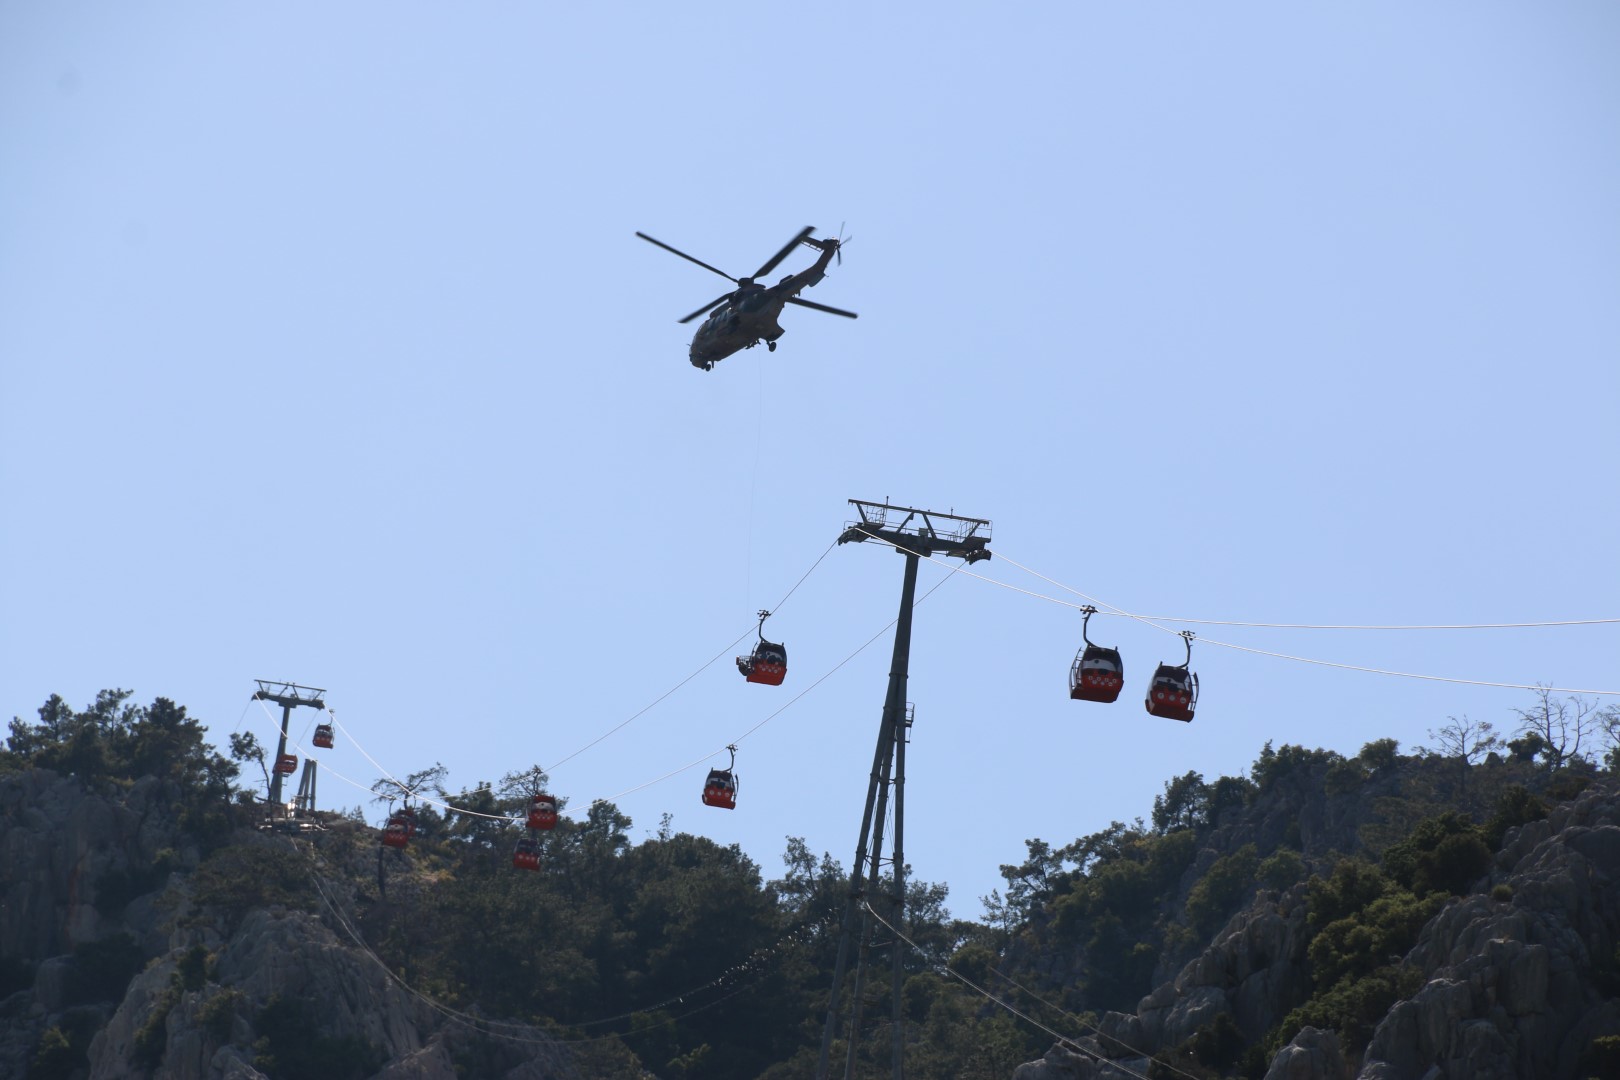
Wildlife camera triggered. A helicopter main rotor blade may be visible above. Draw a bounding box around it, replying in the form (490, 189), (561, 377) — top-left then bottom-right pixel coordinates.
(636, 232), (738, 283)
(752, 226), (816, 281)
(785, 296), (858, 319)
(679, 293), (733, 324)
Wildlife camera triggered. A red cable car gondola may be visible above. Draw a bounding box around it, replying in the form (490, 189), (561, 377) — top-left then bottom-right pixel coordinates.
(702, 745), (740, 810)
(527, 793), (558, 831)
(273, 752), (298, 775)
(736, 609), (787, 687)
(1145, 631), (1199, 723)
(381, 805), (416, 849)
(1069, 605), (1124, 703)
(312, 723), (334, 749)
(512, 836), (541, 871)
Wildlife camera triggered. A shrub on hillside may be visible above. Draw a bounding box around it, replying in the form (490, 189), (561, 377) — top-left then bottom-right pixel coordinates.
(1186, 845), (1259, 938)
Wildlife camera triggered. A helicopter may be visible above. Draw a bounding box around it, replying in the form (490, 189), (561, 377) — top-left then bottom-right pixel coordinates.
(636, 226), (858, 370)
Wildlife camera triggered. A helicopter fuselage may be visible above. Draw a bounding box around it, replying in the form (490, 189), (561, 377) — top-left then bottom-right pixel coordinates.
(687, 246), (835, 370)
(638, 226), (855, 370)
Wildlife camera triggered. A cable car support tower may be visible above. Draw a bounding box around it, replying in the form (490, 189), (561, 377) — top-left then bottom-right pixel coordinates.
(253, 679), (326, 815)
(817, 500), (991, 1080)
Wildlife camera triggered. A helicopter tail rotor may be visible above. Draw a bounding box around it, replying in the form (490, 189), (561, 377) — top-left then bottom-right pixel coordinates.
(802, 228), (851, 266)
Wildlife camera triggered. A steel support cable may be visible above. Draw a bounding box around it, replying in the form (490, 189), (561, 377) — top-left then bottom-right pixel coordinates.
(302, 844), (820, 1045)
(590, 567), (957, 808)
(304, 863), (601, 1047)
(251, 703), (520, 844)
(320, 706), (519, 823)
(991, 550), (1620, 693)
(542, 628), (755, 776)
(860, 902), (1155, 1080)
(307, 540), (843, 824)
(979, 960), (1206, 1080)
(263, 542), (857, 826)
(1188, 638), (1620, 696)
(849, 532), (1620, 697)
(547, 539), (839, 775)
(267, 543), (865, 824)
(992, 550), (1620, 631)
(253, 698), (521, 827)
(226, 697), (255, 735)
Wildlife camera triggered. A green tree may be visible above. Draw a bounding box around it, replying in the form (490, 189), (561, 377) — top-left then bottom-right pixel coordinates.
(1258, 848), (1305, 892)
(1186, 844), (1259, 937)
(1383, 812), (1491, 896)
(994, 838), (1064, 923)
(1206, 773), (1256, 825)
(230, 731), (269, 795)
(1251, 742), (1337, 793)
(1356, 738), (1400, 773)
(1152, 770), (1210, 834)
(1483, 785), (1548, 849)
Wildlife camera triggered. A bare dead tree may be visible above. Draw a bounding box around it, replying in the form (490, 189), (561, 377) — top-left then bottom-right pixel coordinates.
(1421, 715), (1501, 762)
(1513, 686), (1604, 771)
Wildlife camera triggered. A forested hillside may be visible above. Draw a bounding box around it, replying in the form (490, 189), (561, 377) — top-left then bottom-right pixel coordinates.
(3, 689), (1618, 1079)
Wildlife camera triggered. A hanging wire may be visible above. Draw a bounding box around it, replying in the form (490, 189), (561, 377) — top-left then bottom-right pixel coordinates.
(589, 566), (958, 807)
(226, 697), (254, 735)
(299, 839), (829, 1045)
(261, 540), (895, 826)
(848, 530), (1620, 696)
(251, 698), (494, 824)
(979, 956), (1209, 1080)
(320, 707), (516, 823)
(860, 902), (1159, 1080)
(992, 550), (1620, 631)
(1188, 636), (1620, 695)
(746, 352), (765, 610)
(540, 628), (754, 775)
(544, 539), (839, 775)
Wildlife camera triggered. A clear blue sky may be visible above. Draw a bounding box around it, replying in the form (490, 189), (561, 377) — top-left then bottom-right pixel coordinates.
(4, 2), (1617, 916)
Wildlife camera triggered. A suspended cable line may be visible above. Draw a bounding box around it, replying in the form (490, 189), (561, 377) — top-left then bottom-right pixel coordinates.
(283, 544), (847, 826)
(980, 959), (1206, 1080)
(225, 697), (255, 735)
(590, 566), (957, 808)
(1191, 637), (1620, 696)
(541, 627), (754, 775)
(257, 541), (913, 826)
(318, 707), (517, 823)
(544, 539), (839, 775)
(992, 550), (1620, 631)
(862, 902), (1156, 1080)
(300, 841), (824, 1046)
(849, 531), (1620, 696)
(251, 698), (494, 826)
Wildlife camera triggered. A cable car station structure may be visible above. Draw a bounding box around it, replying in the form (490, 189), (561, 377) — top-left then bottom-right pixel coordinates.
(817, 499), (991, 1080)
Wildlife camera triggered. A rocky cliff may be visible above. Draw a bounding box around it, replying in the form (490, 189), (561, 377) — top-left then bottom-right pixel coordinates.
(1011, 781), (1620, 1080)
(0, 769), (575, 1080)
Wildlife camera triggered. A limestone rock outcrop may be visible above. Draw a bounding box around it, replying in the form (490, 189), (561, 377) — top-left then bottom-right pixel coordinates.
(1355, 791), (1620, 1079)
(1265, 1026), (1350, 1080)
(1012, 783), (1620, 1080)
(1, 768), (572, 1079)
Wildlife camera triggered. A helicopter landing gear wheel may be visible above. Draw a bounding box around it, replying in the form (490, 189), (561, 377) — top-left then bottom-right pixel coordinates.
(767, 340), (776, 352)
